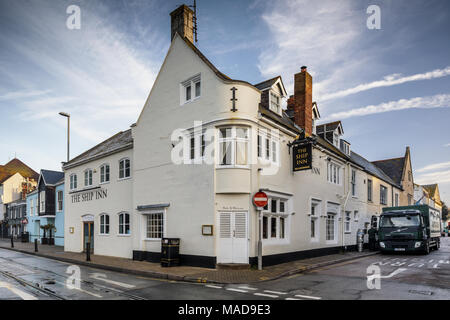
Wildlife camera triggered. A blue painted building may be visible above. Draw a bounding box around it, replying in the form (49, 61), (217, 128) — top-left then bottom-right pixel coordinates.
(26, 170), (64, 246)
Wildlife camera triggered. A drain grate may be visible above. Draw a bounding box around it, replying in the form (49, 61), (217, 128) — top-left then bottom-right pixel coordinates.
(409, 290), (433, 296)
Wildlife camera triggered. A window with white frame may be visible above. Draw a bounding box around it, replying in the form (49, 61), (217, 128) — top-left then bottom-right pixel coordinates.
(70, 174), (77, 190)
(262, 197), (289, 242)
(119, 158), (131, 179)
(326, 213), (336, 241)
(269, 91), (280, 114)
(354, 210), (359, 222)
(345, 211), (351, 233)
(146, 212), (164, 239)
(380, 185), (388, 205)
(57, 191), (63, 211)
(257, 128), (279, 164)
(327, 161), (341, 185)
(188, 130), (206, 162)
(84, 169), (93, 187)
(310, 199), (321, 240)
(39, 191), (45, 212)
(181, 74), (201, 104)
(30, 199), (34, 216)
(351, 170), (356, 196)
(100, 214), (110, 235)
(218, 127), (249, 166)
(100, 164), (110, 183)
(333, 132), (339, 147)
(118, 212), (130, 235)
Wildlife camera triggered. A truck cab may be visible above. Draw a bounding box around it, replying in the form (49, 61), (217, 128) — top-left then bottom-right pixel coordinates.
(379, 206), (441, 254)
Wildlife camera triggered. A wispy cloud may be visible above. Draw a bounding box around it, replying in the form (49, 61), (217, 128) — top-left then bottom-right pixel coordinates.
(417, 161), (450, 173)
(320, 66), (450, 101)
(0, 90), (52, 101)
(415, 169), (450, 185)
(322, 93), (450, 121)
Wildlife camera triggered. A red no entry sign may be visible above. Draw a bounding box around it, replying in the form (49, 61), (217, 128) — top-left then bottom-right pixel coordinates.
(253, 191), (268, 208)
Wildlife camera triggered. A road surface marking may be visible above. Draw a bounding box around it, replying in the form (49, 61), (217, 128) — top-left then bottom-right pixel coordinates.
(285, 298), (301, 300)
(238, 286), (258, 291)
(205, 285), (222, 289)
(0, 281), (38, 300)
(295, 294), (322, 300)
(264, 290), (287, 295)
(226, 288), (248, 293)
(57, 280), (103, 298)
(254, 293), (278, 298)
(89, 273), (136, 289)
(380, 268), (407, 279)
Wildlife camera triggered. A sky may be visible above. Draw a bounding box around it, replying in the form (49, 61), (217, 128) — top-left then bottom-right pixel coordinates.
(0, 0), (449, 204)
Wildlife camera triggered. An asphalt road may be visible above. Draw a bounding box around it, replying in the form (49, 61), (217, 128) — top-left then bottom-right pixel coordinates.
(0, 237), (449, 300)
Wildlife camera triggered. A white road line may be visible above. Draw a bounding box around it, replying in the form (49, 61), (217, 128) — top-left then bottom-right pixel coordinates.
(89, 273), (136, 289)
(226, 288), (248, 293)
(57, 281), (103, 298)
(206, 285), (222, 289)
(285, 297), (301, 300)
(254, 292), (278, 298)
(264, 290), (287, 295)
(0, 281), (38, 300)
(238, 286), (258, 291)
(295, 294), (322, 300)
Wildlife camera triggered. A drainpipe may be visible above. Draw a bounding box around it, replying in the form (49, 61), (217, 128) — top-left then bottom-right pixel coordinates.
(341, 162), (351, 251)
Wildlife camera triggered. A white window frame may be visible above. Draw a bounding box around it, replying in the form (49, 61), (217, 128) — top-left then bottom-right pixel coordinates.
(70, 174), (77, 190)
(217, 126), (250, 168)
(380, 185), (388, 205)
(84, 169), (93, 187)
(261, 196), (290, 244)
(326, 213), (336, 242)
(39, 191), (45, 212)
(257, 128), (279, 166)
(100, 164), (110, 184)
(310, 198), (321, 242)
(119, 158), (131, 180)
(344, 211), (351, 233)
(326, 202), (340, 244)
(354, 210), (359, 222)
(181, 74), (201, 105)
(327, 161), (341, 185)
(269, 91), (281, 115)
(99, 214), (110, 235)
(118, 212), (131, 236)
(57, 190), (63, 212)
(145, 211), (165, 240)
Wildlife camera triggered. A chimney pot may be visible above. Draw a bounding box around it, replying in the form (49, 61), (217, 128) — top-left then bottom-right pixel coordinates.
(301, 66), (307, 72)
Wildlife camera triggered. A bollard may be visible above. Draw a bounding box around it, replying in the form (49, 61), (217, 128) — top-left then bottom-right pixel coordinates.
(10, 236), (14, 248)
(34, 239), (38, 252)
(86, 242), (91, 261)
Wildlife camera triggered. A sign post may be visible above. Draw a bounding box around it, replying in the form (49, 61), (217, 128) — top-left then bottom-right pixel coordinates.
(253, 192), (268, 271)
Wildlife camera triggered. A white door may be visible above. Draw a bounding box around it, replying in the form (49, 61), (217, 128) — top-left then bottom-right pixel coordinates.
(218, 211), (248, 264)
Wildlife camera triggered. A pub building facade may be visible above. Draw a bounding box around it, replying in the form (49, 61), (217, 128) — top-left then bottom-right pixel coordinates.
(63, 5), (405, 267)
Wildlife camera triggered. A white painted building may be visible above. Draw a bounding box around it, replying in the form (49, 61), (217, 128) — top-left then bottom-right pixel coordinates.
(63, 5), (404, 267)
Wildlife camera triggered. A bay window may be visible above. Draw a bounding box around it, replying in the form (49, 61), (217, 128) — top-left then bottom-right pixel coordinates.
(218, 127), (249, 167)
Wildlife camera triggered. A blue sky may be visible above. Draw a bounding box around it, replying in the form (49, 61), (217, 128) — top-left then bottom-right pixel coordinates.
(1, 0), (449, 203)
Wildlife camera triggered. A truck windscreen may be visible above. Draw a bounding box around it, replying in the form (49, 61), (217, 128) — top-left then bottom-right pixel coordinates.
(380, 215), (421, 227)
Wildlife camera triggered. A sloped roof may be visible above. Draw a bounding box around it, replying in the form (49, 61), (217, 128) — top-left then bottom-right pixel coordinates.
(372, 157), (405, 185)
(254, 76), (280, 91)
(422, 184), (438, 198)
(258, 105), (301, 134)
(0, 158), (39, 184)
(316, 121), (343, 134)
(63, 130), (133, 170)
(41, 170), (64, 185)
(351, 151), (401, 188)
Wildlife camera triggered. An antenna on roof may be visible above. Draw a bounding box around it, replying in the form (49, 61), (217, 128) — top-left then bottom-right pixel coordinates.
(188, 0), (198, 43)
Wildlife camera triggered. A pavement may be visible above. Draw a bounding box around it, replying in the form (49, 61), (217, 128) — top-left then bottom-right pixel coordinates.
(0, 239), (377, 284)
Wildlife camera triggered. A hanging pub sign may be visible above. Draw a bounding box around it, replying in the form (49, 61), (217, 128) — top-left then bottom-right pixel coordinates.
(293, 143), (312, 171)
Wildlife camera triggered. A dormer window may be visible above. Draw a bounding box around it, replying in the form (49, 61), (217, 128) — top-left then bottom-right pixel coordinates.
(340, 140), (351, 156)
(270, 91), (281, 115)
(181, 74), (201, 104)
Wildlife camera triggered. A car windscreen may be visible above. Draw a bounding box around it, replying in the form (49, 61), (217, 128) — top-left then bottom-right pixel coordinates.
(379, 214), (421, 227)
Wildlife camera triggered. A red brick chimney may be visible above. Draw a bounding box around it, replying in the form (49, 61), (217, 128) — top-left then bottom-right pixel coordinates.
(292, 66), (313, 137)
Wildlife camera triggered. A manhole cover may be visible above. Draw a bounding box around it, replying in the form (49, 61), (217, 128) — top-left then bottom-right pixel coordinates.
(409, 290), (433, 296)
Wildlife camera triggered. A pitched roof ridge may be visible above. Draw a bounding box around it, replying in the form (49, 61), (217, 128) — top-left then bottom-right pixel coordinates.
(253, 75), (281, 87)
(372, 156), (404, 163)
(65, 129), (132, 166)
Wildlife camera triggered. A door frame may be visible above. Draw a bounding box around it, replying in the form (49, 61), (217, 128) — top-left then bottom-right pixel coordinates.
(216, 210), (249, 264)
(83, 222), (94, 253)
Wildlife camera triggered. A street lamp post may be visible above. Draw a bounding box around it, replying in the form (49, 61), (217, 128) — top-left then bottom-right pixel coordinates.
(59, 112), (70, 162)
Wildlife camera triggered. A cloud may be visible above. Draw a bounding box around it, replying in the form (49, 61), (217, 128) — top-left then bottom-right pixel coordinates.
(444, 143), (450, 147)
(417, 161), (450, 173)
(321, 94), (450, 121)
(0, 90), (52, 101)
(320, 66), (450, 101)
(415, 169), (450, 185)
